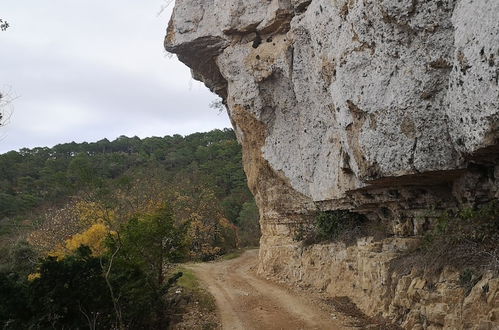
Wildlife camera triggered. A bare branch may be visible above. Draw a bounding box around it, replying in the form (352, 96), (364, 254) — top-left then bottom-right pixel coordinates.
(157, 0), (175, 17)
(0, 89), (17, 129)
(101, 245), (124, 329)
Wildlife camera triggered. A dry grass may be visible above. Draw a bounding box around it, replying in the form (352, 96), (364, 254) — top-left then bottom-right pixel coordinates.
(390, 201), (499, 285)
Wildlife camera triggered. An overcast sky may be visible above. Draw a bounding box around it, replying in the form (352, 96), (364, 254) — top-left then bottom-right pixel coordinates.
(0, 0), (231, 153)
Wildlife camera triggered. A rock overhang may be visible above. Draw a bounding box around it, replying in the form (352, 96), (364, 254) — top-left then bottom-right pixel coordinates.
(165, 0), (499, 212)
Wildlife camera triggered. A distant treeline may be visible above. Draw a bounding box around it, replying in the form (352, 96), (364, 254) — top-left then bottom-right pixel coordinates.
(0, 129), (252, 224)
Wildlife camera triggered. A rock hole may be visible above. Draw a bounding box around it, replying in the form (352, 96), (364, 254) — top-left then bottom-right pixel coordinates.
(388, 190), (400, 198)
(252, 34), (262, 49)
(380, 207), (392, 218)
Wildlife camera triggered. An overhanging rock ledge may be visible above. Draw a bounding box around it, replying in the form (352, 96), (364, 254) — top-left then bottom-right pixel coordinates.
(165, 0), (499, 328)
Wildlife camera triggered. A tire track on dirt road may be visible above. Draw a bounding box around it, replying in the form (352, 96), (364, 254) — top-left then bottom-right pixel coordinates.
(188, 250), (354, 330)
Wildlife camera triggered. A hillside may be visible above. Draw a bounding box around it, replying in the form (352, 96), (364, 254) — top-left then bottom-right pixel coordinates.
(0, 129), (262, 328)
(0, 128), (260, 257)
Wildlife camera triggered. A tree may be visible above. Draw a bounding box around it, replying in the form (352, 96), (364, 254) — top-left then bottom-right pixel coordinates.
(23, 207), (185, 330)
(29, 201), (85, 254)
(0, 272), (29, 329)
(166, 174), (239, 259)
(51, 223), (112, 259)
(0, 92), (11, 128)
(28, 246), (114, 329)
(236, 201), (261, 247)
(4, 241), (38, 279)
(113, 205), (186, 288)
(108, 205), (187, 328)
(0, 15), (11, 127)
(2, 129), (258, 278)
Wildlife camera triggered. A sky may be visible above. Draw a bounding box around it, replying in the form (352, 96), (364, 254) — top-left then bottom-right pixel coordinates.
(0, 0), (231, 153)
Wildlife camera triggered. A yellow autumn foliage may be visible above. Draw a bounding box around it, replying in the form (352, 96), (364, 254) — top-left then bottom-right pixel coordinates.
(27, 272), (41, 281)
(50, 223), (113, 258)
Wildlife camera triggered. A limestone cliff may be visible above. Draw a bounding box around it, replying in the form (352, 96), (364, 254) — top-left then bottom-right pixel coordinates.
(165, 0), (499, 328)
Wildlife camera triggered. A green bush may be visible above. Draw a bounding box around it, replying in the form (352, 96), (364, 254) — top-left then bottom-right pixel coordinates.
(28, 246), (114, 329)
(0, 244), (183, 329)
(315, 210), (366, 241)
(295, 210), (368, 245)
(0, 207), (189, 330)
(0, 272), (29, 329)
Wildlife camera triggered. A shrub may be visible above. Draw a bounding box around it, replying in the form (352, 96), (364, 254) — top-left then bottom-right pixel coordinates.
(294, 210), (369, 245)
(391, 200), (499, 279)
(0, 272), (29, 329)
(423, 200), (499, 273)
(28, 246), (114, 329)
(315, 210), (366, 241)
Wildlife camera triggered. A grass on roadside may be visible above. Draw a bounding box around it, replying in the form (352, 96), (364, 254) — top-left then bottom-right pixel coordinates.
(220, 247), (256, 261)
(221, 250), (244, 261)
(176, 267), (216, 312)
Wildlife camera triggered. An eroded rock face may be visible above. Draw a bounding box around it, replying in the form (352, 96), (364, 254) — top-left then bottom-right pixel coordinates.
(268, 238), (499, 329)
(165, 0), (499, 328)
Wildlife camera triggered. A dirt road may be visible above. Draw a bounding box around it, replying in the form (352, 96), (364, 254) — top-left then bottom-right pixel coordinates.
(188, 250), (353, 330)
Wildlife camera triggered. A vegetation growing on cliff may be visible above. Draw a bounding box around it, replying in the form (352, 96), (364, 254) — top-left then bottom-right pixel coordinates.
(390, 200), (499, 283)
(422, 201), (499, 274)
(294, 210), (388, 246)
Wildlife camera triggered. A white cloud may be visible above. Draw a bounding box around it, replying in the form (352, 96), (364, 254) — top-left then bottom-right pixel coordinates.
(0, 0), (230, 153)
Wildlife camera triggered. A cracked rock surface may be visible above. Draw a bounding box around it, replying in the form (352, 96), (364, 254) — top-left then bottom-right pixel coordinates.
(166, 0), (499, 328)
(166, 0), (498, 204)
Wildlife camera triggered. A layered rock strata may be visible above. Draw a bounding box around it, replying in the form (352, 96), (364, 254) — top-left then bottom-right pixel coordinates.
(165, 0), (499, 328)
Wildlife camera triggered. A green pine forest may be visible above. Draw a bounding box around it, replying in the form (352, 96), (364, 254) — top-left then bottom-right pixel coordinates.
(0, 129), (260, 329)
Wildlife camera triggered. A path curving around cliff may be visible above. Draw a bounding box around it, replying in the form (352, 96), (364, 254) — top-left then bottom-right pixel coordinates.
(187, 250), (354, 330)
